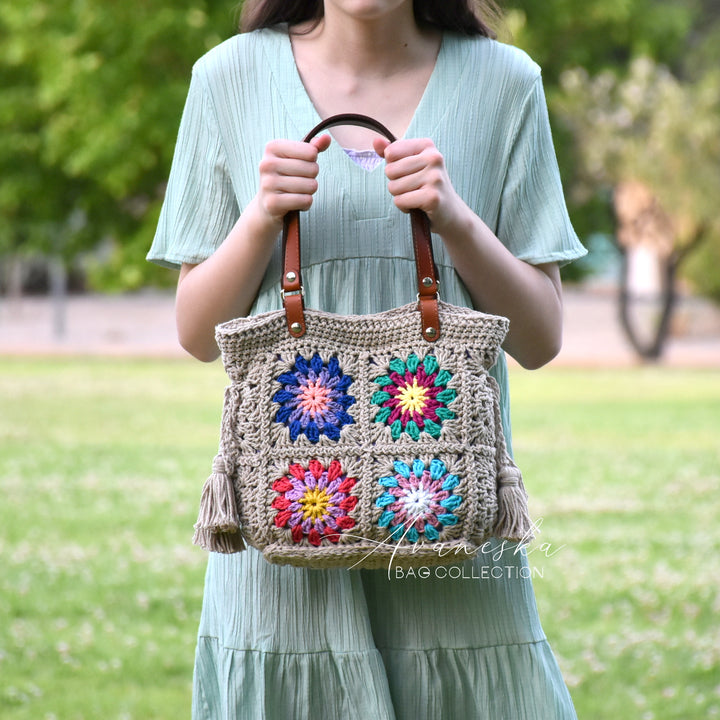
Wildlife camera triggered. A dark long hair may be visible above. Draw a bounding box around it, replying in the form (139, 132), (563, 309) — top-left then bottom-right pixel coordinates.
(239, 0), (501, 38)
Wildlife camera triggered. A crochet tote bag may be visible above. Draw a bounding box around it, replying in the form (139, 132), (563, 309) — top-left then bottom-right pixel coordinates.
(192, 114), (534, 569)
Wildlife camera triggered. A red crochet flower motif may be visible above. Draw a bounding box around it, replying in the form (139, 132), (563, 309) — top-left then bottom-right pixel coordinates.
(271, 460), (358, 546)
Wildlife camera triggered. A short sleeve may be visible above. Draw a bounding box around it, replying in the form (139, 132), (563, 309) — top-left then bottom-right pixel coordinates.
(497, 74), (587, 266)
(146, 63), (240, 269)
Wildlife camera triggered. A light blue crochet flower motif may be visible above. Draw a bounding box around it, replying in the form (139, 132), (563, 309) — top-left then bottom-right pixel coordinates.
(374, 459), (463, 542)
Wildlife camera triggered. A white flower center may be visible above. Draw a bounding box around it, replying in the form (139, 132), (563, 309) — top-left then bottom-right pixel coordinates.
(401, 483), (434, 519)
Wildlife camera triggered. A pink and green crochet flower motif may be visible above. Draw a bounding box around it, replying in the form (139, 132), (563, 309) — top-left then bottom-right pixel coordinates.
(272, 460), (358, 546)
(375, 459), (463, 543)
(371, 353), (456, 440)
(273, 353), (355, 443)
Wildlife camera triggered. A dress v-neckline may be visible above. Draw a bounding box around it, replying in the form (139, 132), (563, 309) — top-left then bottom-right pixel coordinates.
(267, 25), (455, 171)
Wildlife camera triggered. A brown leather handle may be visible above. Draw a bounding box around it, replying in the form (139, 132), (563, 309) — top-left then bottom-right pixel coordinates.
(281, 113), (440, 342)
(302, 113), (397, 144)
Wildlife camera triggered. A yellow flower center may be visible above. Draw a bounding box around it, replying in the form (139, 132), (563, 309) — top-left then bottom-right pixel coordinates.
(301, 487), (331, 521)
(397, 378), (428, 415)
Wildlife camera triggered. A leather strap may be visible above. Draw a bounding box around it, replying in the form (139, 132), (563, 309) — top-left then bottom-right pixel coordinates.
(282, 113), (441, 341)
(302, 113), (397, 144)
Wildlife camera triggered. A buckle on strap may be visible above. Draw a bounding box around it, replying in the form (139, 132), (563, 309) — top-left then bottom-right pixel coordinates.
(280, 286), (305, 301)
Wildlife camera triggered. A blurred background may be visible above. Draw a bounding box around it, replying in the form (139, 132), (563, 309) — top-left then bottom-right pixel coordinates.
(1, 1), (719, 719)
(1, 0), (720, 361)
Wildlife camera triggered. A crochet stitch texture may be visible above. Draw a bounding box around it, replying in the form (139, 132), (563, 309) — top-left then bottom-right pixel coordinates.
(272, 459), (358, 545)
(193, 300), (533, 569)
(272, 352), (355, 442)
(376, 458), (463, 543)
(371, 352), (456, 440)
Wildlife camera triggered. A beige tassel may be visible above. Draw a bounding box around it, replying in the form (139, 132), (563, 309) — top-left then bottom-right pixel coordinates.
(192, 454), (246, 554)
(494, 465), (534, 544)
(193, 526), (246, 554)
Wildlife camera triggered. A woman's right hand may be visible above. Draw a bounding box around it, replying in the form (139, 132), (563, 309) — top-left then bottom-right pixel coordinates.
(255, 135), (332, 227)
(175, 134), (331, 362)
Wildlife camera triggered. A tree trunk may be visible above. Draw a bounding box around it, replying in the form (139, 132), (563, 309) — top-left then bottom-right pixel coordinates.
(49, 255), (68, 339)
(5, 254), (24, 301)
(618, 249), (676, 360)
(617, 231), (705, 361)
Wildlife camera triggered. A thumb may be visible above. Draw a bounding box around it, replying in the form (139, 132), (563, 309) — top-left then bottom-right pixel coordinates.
(372, 137), (391, 158)
(310, 134), (332, 153)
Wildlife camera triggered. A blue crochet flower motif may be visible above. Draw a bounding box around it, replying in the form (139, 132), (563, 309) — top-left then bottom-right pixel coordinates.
(375, 459), (463, 543)
(272, 353), (355, 443)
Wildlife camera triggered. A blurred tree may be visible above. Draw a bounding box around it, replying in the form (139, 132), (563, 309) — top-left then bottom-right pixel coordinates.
(0, 6), (99, 295)
(0, 1), (237, 292)
(504, 0), (695, 85)
(504, 0), (703, 251)
(554, 58), (720, 357)
(677, 0), (720, 302)
(505, 0), (720, 297)
(2, 0), (718, 296)
(506, 0), (720, 345)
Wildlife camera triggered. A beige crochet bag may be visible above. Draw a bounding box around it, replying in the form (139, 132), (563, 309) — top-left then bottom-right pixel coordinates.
(192, 114), (533, 569)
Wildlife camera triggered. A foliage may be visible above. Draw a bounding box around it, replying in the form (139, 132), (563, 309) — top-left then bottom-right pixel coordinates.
(553, 58), (720, 254)
(2, 1), (719, 292)
(504, 0), (696, 85)
(507, 0), (720, 297)
(684, 238), (720, 303)
(1, 358), (719, 718)
(551, 53), (720, 351)
(0, 1), (239, 289)
(0, 8), (98, 262)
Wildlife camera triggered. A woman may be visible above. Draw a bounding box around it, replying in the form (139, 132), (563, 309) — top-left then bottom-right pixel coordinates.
(148, 1), (586, 717)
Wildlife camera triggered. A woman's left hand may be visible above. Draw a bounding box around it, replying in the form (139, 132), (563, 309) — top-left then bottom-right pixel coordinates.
(375, 136), (564, 369)
(373, 137), (468, 237)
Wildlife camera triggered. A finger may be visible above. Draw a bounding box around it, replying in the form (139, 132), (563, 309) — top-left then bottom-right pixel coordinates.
(386, 147), (446, 182)
(372, 137), (390, 158)
(384, 152), (430, 182)
(265, 139), (320, 162)
(262, 175), (319, 196)
(386, 171), (424, 197)
(276, 159), (320, 179)
(259, 155), (319, 179)
(391, 188), (438, 214)
(388, 168), (445, 213)
(266, 192), (316, 215)
(310, 134), (332, 153)
(381, 137), (434, 163)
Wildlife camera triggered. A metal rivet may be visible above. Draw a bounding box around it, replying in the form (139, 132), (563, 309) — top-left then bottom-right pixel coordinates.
(422, 276), (433, 287)
(285, 271), (297, 283)
(425, 327), (437, 338)
(290, 322), (302, 334)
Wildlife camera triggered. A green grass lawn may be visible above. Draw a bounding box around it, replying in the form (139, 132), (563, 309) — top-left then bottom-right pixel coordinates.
(1, 358), (719, 719)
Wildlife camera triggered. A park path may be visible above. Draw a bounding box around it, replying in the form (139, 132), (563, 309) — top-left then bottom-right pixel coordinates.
(1, 286), (719, 367)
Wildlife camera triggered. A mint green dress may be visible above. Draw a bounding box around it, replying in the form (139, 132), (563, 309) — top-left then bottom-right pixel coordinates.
(148, 25), (587, 720)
